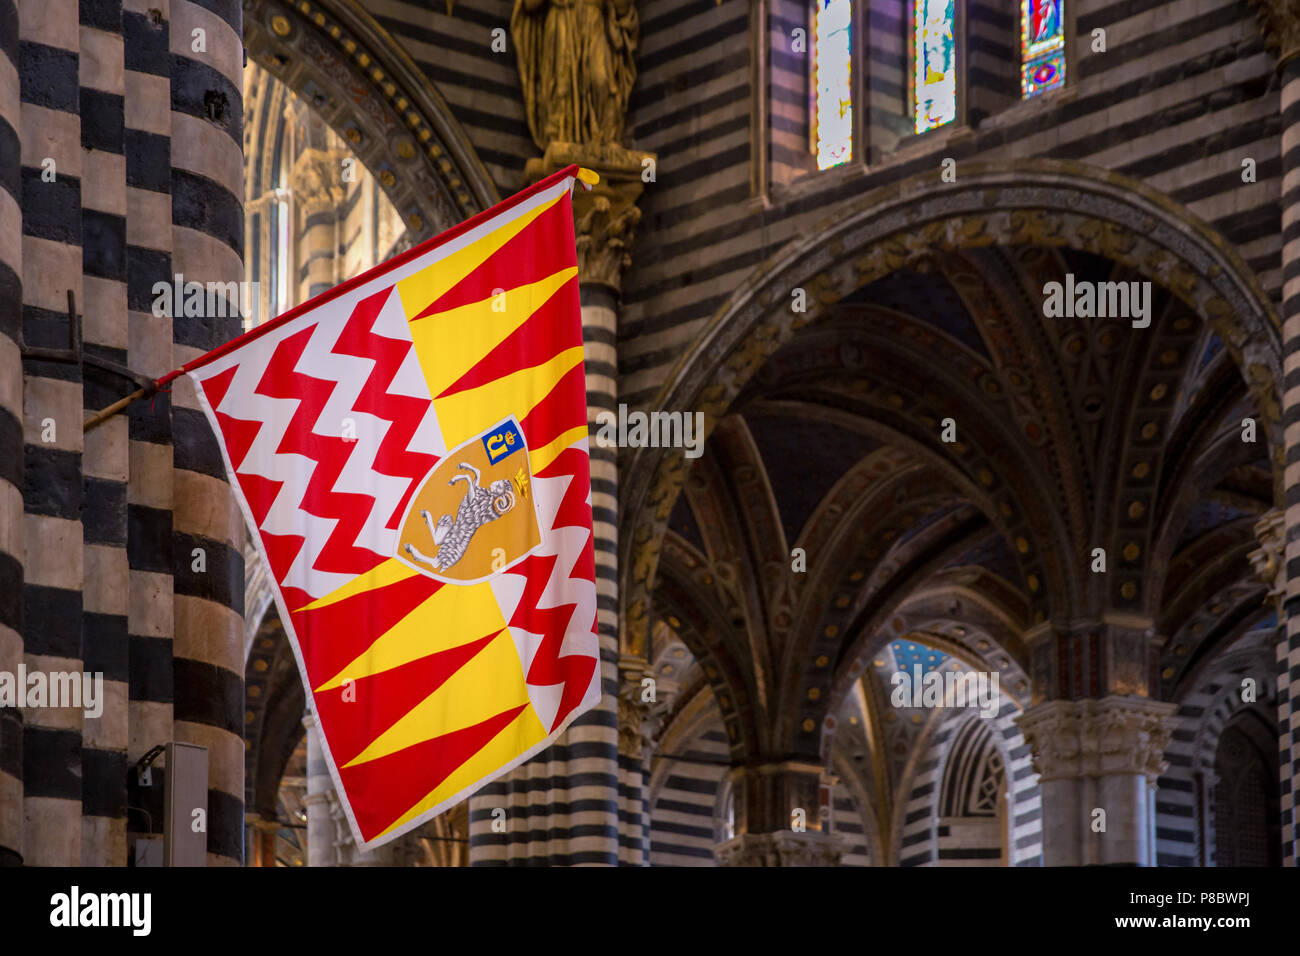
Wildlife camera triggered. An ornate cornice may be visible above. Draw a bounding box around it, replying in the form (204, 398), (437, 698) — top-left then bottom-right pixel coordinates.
(1015, 696), (1177, 782)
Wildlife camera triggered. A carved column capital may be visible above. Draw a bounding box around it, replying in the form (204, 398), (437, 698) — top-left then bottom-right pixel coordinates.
(616, 689), (646, 760)
(1248, 507), (1284, 600)
(1016, 696), (1177, 782)
(714, 831), (842, 867)
(289, 147), (348, 215)
(1250, 0), (1300, 67)
(524, 142), (657, 294)
(618, 661), (673, 760)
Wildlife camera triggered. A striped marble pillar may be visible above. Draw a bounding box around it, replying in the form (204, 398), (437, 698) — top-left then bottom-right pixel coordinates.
(78, 0), (131, 866)
(122, 0), (176, 862)
(580, 281), (632, 864)
(466, 343), (623, 865)
(167, 0), (245, 866)
(468, 157), (650, 865)
(0, 0), (23, 868)
(1254, 0), (1300, 865)
(580, 281), (654, 866)
(302, 712), (335, 867)
(18, 0), (87, 868)
(1282, 52), (1300, 867)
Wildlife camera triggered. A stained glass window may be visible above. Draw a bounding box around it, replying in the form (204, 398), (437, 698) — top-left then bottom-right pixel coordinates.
(914, 0), (957, 134)
(814, 0), (852, 170)
(1022, 0), (1065, 96)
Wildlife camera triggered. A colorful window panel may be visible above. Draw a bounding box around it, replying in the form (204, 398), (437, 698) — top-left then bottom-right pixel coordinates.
(1022, 0), (1065, 96)
(914, 0), (957, 134)
(814, 0), (852, 170)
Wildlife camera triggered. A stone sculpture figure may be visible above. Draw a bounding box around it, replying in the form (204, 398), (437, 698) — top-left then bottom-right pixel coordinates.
(511, 0), (639, 148)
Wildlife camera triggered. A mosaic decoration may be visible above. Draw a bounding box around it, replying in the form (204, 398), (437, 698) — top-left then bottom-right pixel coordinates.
(914, 0), (957, 133)
(815, 0), (853, 169)
(891, 640), (949, 676)
(1021, 0), (1065, 96)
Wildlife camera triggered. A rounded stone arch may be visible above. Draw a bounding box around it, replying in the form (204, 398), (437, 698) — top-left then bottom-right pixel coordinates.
(892, 689), (1041, 867)
(243, 0), (499, 240)
(1157, 624), (1277, 865)
(620, 159), (1283, 663)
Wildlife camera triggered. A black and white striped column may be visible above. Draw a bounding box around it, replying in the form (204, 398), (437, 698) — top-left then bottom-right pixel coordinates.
(78, 0), (130, 865)
(581, 285), (643, 866)
(1280, 53), (1300, 868)
(18, 0), (86, 867)
(123, 0), (175, 861)
(167, 0), (245, 866)
(0, 0), (24, 869)
(468, 277), (623, 866)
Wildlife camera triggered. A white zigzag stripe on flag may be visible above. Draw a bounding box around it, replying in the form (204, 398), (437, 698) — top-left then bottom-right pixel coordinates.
(490, 450), (600, 734)
(197, 288), (444, 600)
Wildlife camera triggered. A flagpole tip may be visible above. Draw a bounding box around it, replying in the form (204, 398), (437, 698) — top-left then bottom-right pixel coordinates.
(577, 167), (600, 188)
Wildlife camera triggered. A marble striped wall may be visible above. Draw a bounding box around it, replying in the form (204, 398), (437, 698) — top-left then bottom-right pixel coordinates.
(78, 0), (130, 867)
(966, 0), (1017, 127)
(1156, 689), (1219, 866)
(122, 0), (176, 863)
(616, 0), (1280, 412)
(1279, 52), (1300, 869)
(899, 701), (1041, 866)
(1156, 637), (1277, 866)
(18, 0), (87, 867)
(468, 289), (624, 867)
(649, 725), (728, 865)
(363, 0), (534, 197)
(863, 0), (908, 163)
(167, 0), (246, 866)
(166, 0), (244, 868)
(769, 0), (810, 185)
(831, 781), (871, 865)
(0, 0), (23, 869)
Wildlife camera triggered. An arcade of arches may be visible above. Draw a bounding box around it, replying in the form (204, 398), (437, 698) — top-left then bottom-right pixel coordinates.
(1, 0), (1299, 868)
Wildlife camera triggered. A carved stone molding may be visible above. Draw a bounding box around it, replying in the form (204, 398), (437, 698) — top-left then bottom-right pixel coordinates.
(244, 0), (498, 238)
(714, 831), (842, 867)
(1249, 0), (1300, 68)
(524, 141), (656, 294)
(1248, 507), (1284, 601)
(617, 687), (646, 760)
(1015, 696), (1177, 782)
(618, 662), (676, 760)
(290, 147), (349, 215)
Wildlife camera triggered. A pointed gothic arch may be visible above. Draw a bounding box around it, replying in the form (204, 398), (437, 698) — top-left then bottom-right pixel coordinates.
(620, 159), (1283, 682)
(243, 0), (498, 242)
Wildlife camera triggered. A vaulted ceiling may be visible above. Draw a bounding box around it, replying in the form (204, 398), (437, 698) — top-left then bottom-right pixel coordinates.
(648, 241), (1274, 831)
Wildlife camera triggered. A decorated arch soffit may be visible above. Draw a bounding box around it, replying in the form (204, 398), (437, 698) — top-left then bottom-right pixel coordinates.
(620, 159), (1284, 665)
(243, 0), (499, 238)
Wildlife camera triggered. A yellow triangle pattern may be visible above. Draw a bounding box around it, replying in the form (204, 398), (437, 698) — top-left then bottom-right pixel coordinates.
(407, 265), (578, 399)
(313, 578), (506, 692)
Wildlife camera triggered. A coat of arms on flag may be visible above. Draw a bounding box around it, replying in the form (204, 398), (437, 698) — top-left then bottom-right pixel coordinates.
(163, 166), (601, 849)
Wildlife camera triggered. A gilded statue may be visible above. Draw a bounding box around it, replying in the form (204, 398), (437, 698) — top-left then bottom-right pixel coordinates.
(511, 0), (639, 148)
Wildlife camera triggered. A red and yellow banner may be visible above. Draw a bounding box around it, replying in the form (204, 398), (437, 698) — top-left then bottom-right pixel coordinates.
(168, 167), (600, 848)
